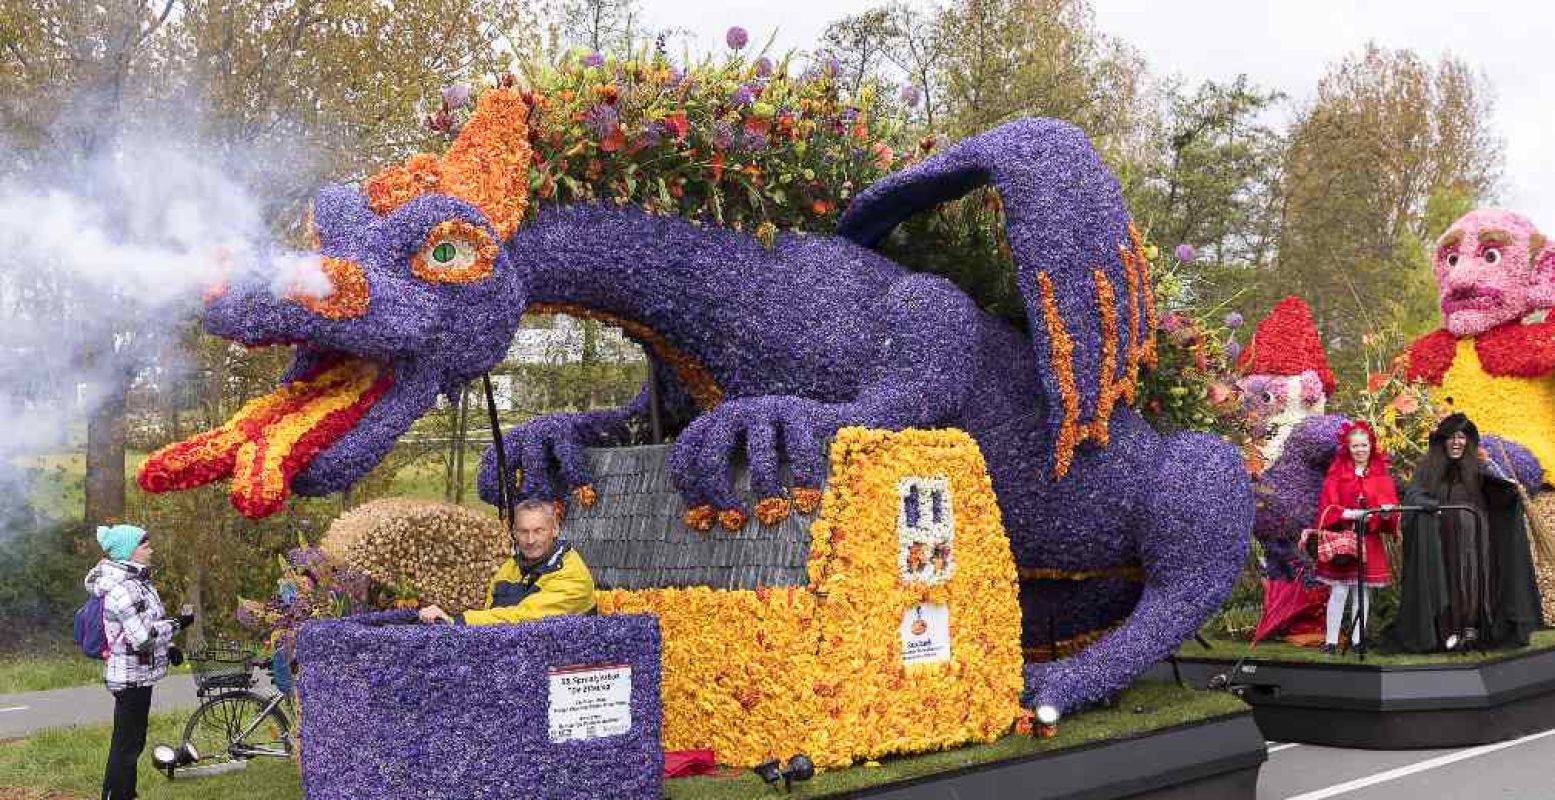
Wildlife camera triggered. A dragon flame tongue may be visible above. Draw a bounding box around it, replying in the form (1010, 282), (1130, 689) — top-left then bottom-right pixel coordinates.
(137, 356), (393, 519)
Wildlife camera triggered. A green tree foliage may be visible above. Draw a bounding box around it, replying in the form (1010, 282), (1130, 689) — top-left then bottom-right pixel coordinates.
(1269, 43), (1502, 386)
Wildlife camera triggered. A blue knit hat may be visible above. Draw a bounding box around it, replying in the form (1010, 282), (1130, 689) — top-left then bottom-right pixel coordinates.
(97, 524), (147, 561)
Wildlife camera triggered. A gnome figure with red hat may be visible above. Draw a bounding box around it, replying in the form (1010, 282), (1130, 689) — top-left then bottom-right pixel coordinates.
(1236, 296), (1338, 464)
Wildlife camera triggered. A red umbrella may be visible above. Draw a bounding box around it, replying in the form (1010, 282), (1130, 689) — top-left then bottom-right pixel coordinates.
(1253, 568), (1329, 644)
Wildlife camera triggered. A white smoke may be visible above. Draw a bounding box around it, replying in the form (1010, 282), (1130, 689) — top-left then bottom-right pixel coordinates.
(0, 128), (330, 528)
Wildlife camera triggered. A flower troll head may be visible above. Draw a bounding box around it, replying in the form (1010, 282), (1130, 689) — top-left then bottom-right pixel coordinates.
(139, 89), (534, 517)
(1434, 208), (1555, 337)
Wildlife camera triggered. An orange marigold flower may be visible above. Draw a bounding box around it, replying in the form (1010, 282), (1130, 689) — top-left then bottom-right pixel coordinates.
(791, 487), (822, 514)
(754, 496), (790, 525)
(573, 484), (598, 508)
(717, 508), (748, 531)
(682, 505), (716, 532)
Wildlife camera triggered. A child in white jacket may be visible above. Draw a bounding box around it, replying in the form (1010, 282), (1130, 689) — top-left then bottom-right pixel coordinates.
(87, 524), (191, 800)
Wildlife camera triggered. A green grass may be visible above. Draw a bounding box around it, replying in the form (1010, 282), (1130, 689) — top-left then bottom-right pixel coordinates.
(0, 681), (1241, 799)
(1183, 628), (1555, 666)
(0, 648), (106, 696)
(665, 681), (1247, 800)
(0, 710), (301, 800)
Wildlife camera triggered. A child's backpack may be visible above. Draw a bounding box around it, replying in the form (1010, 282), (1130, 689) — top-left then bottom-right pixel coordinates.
(73, 594), (110, 660)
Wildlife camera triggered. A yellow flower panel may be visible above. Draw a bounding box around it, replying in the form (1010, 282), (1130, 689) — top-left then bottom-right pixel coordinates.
(599, 427), (1023, 768)
(1436, 340), (1555, 473)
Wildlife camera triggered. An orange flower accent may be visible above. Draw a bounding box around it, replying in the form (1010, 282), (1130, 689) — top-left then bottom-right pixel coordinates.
(1014, 710), (1035, 736)
(1127, 223), (1159, 367)
(364, 88), (531, 240)
(1390, 393), (1420, 415)
(791, 487), (823, 514)
(1367, 372), (1390, 392)
(410, 220), (497, 285)
(529, 302), (723, 410)
(754, 496), (790, 525)
(682, 505), (716, 532)
(1037, 272), (1081, 479)
(290, 257), (369, 320)
(573, 484), (598, 508)
(717, 508), (748, 531)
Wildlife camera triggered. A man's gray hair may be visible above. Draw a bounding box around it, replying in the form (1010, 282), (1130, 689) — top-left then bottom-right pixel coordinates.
(512, 498), (558, 523)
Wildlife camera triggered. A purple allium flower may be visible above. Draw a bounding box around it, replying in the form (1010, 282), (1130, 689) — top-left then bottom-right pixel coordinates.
(1174, 243), (1196, 263)
(899, 84), (921, 107)
(582, 51), (605, 68)
(754, 57), (774, 77)
(730, 85), (756, 107)
(584, 104), (619, 138)
(636, 123), (662, 148)
(668, 65), (685, 84)
(711, 121), (735, 150)
(440, 84), (471, 110)
(824, 56), (840, 76)
(726, 26), (749, 50)
(1225, 340), (1242, 360)
(840, 107), (859, 122)
(742, 130), (768, 151)
(1224, 311), (1244, 329)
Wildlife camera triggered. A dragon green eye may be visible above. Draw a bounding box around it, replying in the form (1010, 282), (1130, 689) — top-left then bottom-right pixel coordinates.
(432, 242), (458, 263)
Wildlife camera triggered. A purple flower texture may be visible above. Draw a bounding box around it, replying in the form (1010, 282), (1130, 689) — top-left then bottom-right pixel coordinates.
(198, 117), (1253, 714)
(725, 26), (749, 50)
(1174, 243), (1196, 263)
(899, 84), (921, 107)
(582, 51), (604, 68)
(440, 84), (471, 111)
(754, 56), (774, 77)
(297, 612), (662, 799)
(1224, 311), (1244, 329)
(583, 104), (619, 138)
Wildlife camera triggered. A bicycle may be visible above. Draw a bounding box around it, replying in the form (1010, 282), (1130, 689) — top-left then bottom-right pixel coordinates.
(155, 643), (294, 777)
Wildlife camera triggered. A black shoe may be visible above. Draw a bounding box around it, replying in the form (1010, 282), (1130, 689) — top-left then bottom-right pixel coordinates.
(1352, 641), (1368, 655)
(1318, 643), (1337, 655)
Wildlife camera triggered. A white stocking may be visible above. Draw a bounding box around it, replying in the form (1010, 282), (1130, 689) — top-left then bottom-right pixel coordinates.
(1326, 583), (1351, 645)
(1325, 583), (1369, 645)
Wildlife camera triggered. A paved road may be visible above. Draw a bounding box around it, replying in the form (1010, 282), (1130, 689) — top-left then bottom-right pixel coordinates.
(0, 674), (275, 739)
(1258, 731), (1555, 799)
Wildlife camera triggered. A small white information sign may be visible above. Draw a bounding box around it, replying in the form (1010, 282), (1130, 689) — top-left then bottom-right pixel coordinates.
(900, 603), (952, 666)
(547, 663), (632, 743)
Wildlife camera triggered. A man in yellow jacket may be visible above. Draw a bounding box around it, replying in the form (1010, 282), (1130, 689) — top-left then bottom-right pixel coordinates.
(417, 499), (596, 626)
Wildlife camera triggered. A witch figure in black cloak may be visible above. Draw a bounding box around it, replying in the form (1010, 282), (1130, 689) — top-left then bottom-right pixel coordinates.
(1385, 413), (1542, 652)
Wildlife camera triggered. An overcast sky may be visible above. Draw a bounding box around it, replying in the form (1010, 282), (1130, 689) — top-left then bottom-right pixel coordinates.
(637, 0), (1555, 229)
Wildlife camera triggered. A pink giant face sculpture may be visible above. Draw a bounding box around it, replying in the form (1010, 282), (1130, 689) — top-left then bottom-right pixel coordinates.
(1433, 209), (1555, 337)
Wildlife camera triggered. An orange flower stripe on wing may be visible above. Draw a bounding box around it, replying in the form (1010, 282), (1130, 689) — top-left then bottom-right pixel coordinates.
(1088, 268), (1120, 446)
(1119, 242), (1143, 404)
(1036, 272), (1081, 479)
(1127, 222), (1158, 367)
(530, 302), (723, 410)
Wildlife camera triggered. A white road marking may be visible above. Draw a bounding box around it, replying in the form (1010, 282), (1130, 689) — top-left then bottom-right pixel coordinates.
(0, 706), (28, 713)
(1284, 727), (1555, 800)
(1268, 742), (1302, 753)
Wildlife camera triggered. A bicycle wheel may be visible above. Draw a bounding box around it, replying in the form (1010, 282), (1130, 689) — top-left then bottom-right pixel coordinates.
(181, 691), (293, 764)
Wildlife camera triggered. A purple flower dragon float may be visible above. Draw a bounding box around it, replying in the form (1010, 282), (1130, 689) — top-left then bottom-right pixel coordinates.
(139, 88), (1254, 714)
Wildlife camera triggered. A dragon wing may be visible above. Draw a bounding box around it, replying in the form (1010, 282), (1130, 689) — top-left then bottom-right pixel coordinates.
(838, 118), (1155, 479)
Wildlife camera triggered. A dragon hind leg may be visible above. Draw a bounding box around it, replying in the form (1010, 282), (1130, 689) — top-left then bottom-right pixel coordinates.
(1021, 432), (1252, 714)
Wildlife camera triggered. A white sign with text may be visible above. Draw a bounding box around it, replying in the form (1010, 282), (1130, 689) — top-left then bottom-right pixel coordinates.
(547, 663), (632, 743)
(900, 603), (952, 666)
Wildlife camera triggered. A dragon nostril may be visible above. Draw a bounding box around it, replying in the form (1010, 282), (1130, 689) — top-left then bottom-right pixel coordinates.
(201, 281), (230, 305)
(288, 257), (369, 319)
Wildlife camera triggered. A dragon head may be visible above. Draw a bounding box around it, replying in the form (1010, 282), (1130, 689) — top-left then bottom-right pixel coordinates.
(139, 89), (532, 517)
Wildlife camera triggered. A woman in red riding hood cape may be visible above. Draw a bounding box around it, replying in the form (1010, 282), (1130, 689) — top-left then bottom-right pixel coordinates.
(1311, 420), (1399, 653)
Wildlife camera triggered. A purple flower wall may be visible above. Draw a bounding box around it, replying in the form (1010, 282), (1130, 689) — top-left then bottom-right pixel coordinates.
(297, 612), (662, 799)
